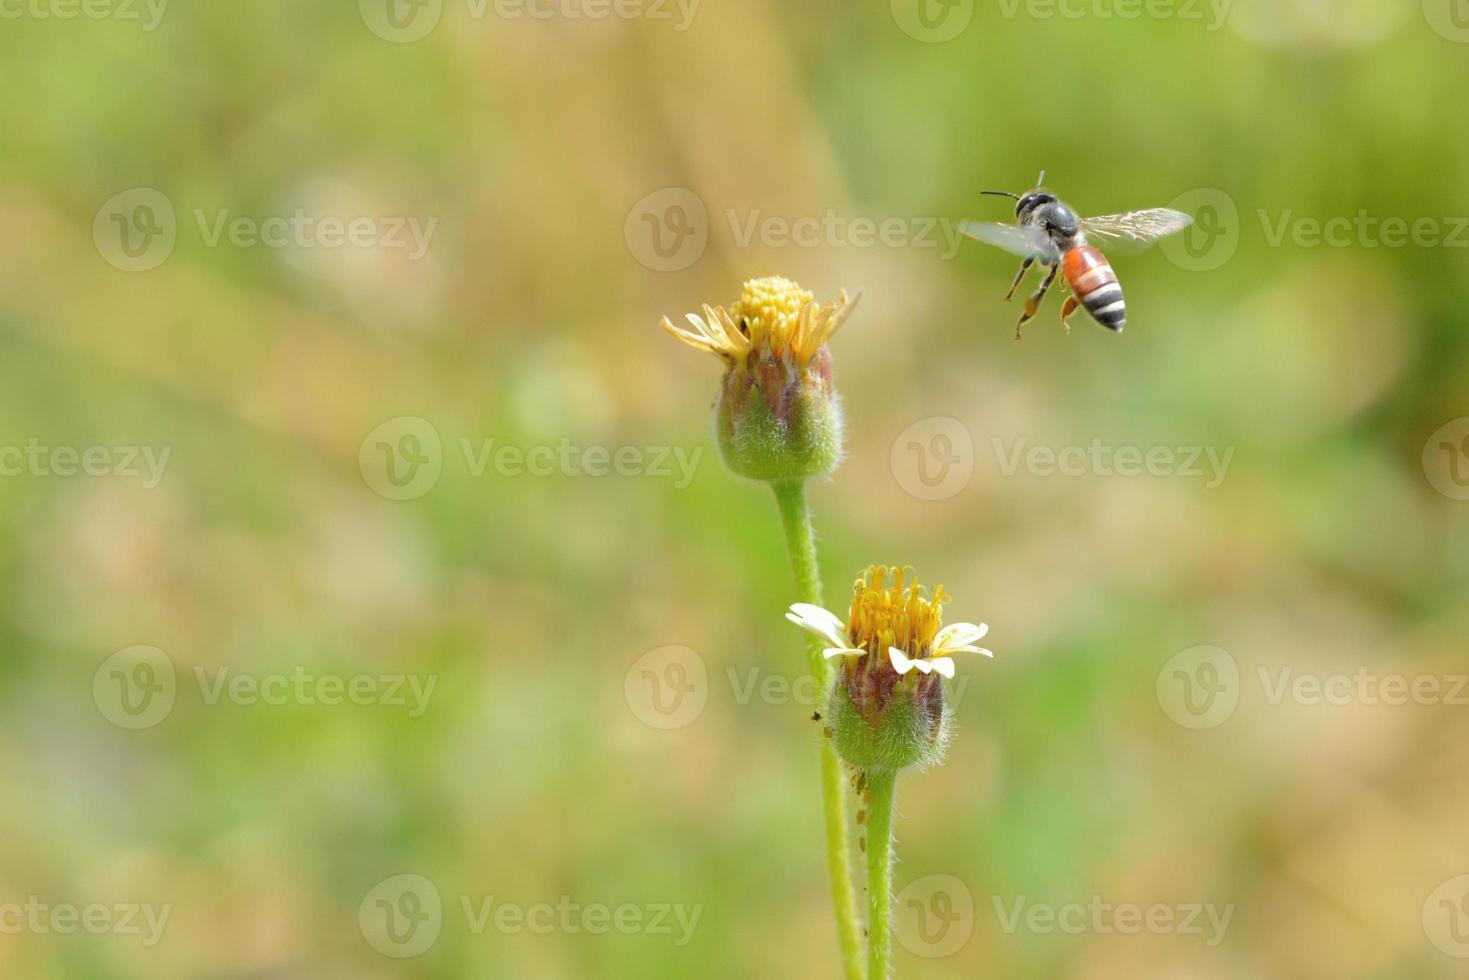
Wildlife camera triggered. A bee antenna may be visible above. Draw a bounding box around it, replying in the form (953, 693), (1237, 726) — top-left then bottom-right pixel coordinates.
(1035, 169), (1046, 187)
(980, 189), (1020, 200)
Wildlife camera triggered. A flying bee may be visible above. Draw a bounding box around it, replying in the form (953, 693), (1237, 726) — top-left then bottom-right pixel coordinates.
(960, 171), (1193, 339)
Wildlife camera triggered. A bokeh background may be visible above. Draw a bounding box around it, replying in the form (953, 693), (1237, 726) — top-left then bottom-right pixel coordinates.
(1, 0), (1468, 976)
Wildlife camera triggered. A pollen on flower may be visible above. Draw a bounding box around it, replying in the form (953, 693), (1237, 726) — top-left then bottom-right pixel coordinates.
(845, 565), (949, 661)
(659, 276), (858, 372)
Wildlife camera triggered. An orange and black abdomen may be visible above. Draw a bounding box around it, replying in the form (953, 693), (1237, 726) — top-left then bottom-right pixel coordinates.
(1062, 244), (1126, 332)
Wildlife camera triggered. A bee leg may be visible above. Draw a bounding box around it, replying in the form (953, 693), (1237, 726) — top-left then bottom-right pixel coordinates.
(1004, 257), (1034, 302)
(1059, 295), (1080, 334)
(1015, 263), (1059, 341)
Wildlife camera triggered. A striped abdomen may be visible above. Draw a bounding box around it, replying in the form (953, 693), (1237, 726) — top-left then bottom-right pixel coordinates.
(1062, 244), (1126, 332)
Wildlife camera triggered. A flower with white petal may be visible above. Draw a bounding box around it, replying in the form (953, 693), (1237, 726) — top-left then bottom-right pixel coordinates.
(789, 565), (993, 773)
(786, 566), (992, 683)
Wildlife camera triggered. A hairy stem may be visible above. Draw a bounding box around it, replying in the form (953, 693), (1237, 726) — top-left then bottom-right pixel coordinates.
(865, 769), (897, 980)
(772, 478), (864, 980)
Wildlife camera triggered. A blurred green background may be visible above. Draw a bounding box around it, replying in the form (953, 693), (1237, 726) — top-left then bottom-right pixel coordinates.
(1, 0), (1468, 977)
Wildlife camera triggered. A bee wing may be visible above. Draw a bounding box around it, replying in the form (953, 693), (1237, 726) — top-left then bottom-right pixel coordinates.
(959, 221), (1059, 262)
(1080, 208), (1193, 252)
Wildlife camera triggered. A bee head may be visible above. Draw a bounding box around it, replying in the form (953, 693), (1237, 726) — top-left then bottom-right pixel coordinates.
(982, 170), (1053, 221)
(1015, 189), (1056, 221)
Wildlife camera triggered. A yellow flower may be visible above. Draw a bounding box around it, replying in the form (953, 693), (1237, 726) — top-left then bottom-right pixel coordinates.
(660, 277), (860, 483)
(788, 565), (992, 679)
(660, 276), (858, 372)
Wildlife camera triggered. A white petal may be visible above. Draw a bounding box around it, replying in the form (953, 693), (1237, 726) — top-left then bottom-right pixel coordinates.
(888, 646), (917, 675)
(785, 604), (851, 650)
(936, 622), (988, 651)
(929, 657), (956, 679)
(823, 647), (865, 660)
(944, 645), (995, 658)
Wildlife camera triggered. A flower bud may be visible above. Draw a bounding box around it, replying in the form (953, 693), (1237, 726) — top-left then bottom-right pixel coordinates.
(661, 277), (858, 483)
(829, 660), (949, 774)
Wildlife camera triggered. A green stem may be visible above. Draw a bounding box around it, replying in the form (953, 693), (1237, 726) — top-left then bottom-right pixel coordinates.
(772, 478), (865, 980)
(865, 769), (897, 980)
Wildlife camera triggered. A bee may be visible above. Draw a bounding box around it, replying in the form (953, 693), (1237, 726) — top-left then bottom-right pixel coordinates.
(961, 171), (1193, 339)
